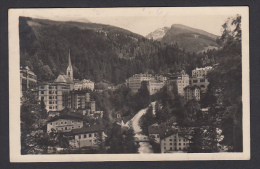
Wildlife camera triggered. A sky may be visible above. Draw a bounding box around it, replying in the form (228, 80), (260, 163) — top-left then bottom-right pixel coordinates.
(17, 7), (241, 36)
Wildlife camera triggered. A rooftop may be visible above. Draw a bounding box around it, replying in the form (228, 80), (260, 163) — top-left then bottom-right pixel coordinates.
(71, 124), (104, 134)
(47, 114), (83, 123)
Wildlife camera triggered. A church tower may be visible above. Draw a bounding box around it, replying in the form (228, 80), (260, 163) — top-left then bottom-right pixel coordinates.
(66, 49), (73, 81)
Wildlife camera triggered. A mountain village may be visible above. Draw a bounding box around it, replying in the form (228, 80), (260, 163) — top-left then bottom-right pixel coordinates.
(20, 49), (222, 153)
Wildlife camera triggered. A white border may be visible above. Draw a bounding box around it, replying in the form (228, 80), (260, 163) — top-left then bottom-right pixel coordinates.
(9, 7), (250, 162)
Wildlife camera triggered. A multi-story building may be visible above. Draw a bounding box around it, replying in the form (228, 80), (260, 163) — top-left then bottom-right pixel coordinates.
(38, 83), (71, 112)
(66, 91), (91, 110)
(184, 85), (200, 101)
(145, 80), (165, 95)
(74, 79), (95, 91)
(160, 133), (190, 153)
(71, 124), (105, 148)
(46, 114), (84, 133)
(126, 73), (155, 93)
(20, 66), (37, 96)
(192, 66), (212, 78)
(190, 77), (210, 93)
(155, 74), (167, 83)
(166, 71), (189, 96)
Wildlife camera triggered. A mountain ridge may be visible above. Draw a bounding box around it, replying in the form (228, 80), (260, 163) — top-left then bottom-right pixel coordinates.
(19, 17), (217, 84)
(146, 24), (219, 53)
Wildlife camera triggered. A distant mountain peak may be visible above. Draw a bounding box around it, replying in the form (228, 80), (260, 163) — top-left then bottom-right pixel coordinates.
(146, 24), (219, 53)
(146, 27), (170, 40)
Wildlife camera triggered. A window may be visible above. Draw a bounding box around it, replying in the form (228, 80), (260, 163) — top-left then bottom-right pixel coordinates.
(61, 122), (63, 124)
(89, 134), (92, 137)
(183, 143), (186, 145)
(179, 147), (181, 150)
(169, 139), (172, 141)
(170, 147), (172, 150)
(49, 106), (52, 109)
(179, 139), (181, 141)
(50, 123), (52, 125)
(193, 80), (198, 83)
(41, 91), (44, 94)
(179, 143), (181, 146)
(174, 139), (176, 141)
(41, 96), (44, 100)
(79, 135), (81, 139)
(164, 147), (166, 149)
(174, 143), (176, 146)
(49, 91), (51, 94)
(65, 122), (67, 124)
(71, 121), (74, 124)
(84, 135), (86, 138)
(170, 143), (172, 145)
(200, 79), (205, 82)
(65, 127), (67, 130)
(78, 126), (80, 128)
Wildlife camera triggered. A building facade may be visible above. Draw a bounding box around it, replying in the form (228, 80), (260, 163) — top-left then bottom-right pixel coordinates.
(73, 79), (95, 91)
(126, 73), (155, 93)
(166, 71), (189, 96)
(46, 115), (83, 133)
(146, 80), (165, 95)
(190, 77), (209, 93)
(184, 86), (200, 101)
(71, 124), (105, 148)
(20, 66), (37, 96)
(38, 83), (71, 112)
(192, 66), (212, 78)
(160, 133), (190, 153)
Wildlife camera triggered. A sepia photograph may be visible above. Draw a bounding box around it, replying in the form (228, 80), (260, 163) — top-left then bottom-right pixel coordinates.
(9, 7), (250, 161)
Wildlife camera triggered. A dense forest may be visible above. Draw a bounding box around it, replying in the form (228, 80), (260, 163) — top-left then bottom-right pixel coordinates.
(20, 17), (217, 84)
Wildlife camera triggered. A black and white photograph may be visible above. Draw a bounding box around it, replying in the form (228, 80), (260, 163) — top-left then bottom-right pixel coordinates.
(9, 7), (250, 161)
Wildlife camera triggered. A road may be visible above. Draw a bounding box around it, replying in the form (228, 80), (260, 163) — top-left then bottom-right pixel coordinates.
(124, 102), (155, 153)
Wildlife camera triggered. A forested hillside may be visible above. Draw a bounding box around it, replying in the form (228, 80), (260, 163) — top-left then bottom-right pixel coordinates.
(19, 17), (217, 84)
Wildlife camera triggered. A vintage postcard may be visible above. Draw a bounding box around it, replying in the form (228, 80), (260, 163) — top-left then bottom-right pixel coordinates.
(9, 7), (250, 162)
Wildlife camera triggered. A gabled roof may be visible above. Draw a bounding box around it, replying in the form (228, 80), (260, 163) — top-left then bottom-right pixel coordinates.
(54, 75), (73, 83)
(47, 114), (83, 123)
(71, 124), (104, 134)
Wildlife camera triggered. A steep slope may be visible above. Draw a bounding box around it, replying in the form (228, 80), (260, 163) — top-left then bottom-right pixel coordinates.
(20, 17), (217, 84)
(146, 24), (219, 53)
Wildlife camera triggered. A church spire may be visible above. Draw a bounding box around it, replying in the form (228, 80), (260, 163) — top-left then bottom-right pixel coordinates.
(66, 49), (73, 81)
(68, 49), (72, 67)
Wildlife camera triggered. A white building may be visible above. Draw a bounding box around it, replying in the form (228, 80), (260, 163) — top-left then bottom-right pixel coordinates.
(46, 115), (84, 133)
(71, 124), (105, 148)
(192, 66), (212, 78)
(146, 80), (165, 95)
(74, 79), (94, 91)
(160, 133), (190, 153)
(166, 71), (189, 96)
(126, 73), (155, 93)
